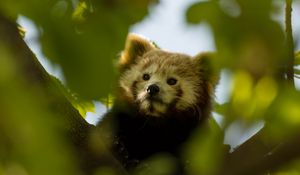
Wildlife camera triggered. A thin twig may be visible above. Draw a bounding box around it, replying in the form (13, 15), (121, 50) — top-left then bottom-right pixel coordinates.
(294, 74), (300, 79)
(285, 0), (295, 88)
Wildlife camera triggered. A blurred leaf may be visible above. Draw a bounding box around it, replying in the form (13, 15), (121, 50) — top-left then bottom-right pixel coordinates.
(73, 100), (95, 117)
(17, 24), (26, 38)
(0, 44), (76, 175)
(186, 1), (219, 24)
(2, 0), (300, 174)
(254, 76), (278, 110)
(133, 154), (176, 175)
(72, 1), (88, 23)
(236, 0), (273, 18)
(231, 70), (255, 119)
(215, 102), (230, 116)
(186, 0), (284, 75)
(51, 76), (94, 117)
(264, 88), (300, 142)
(273, 159), (300, 175)
(294, 68), (300, 76)
(0, 0), (158, 100)
(94, 166), (118, 175)
(0, 0), (59, 20)
(184, 119), (224, 175)
(100, 94), (114, 109)
(295, 51), (300, 66)
(230, 71), (278, 121)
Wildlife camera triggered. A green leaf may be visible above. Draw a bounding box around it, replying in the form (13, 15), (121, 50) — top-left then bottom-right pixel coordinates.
(295, 51), (300, 66)
(186, 1), (219, 24)
(215, 102), (229, 116)
(73, 100), (95, 117)
(265, 88), (300, 142)
(51, 76), (94, 117)
(184, 120), (224, 175)
(100, 94), (114, 109)
(0, 0), (158, 100)
(72, 1), (88, 23)
(295, 68), (300, 75)
(17, 24), (26, 38)
(38, 0), (158, 100)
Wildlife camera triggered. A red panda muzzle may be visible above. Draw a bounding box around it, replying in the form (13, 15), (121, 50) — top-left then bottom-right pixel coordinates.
(146, 84), (160, 97)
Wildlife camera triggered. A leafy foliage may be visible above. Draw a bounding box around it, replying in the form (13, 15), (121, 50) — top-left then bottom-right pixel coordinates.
(187, 0), (284, 74)
(1, 0), (300, 174)
(0, 0), (156, 174)
(185, 0), (300, 174)
(51, 75), (95, 117)
(0, 43), (76, 175)
(0, 0), (157, 99)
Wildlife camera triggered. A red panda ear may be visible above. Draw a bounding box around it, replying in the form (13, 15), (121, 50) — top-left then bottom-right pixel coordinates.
(119, 34), (156, 70)
(193, 52), (219, 87)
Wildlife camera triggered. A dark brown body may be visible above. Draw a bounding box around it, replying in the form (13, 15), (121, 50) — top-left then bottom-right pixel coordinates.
(98, 89), (211, 169)
(97, 34), (216, 173)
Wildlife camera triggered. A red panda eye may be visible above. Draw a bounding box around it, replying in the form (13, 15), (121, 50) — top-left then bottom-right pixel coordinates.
(167, 78), (177, 85)
(143, 74), (150, 81)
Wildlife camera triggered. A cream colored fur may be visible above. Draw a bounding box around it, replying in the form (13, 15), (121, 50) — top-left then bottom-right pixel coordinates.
(119, 34), (209, 117)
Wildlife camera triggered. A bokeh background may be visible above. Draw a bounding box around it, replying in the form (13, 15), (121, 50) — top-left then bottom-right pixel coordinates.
(18, 0), (300, 150)
(1, 0), (300, 174)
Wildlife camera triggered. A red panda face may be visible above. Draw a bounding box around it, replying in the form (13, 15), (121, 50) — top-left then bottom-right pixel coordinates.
(118, 34), (215, 117)
(120, 50), (205, 117)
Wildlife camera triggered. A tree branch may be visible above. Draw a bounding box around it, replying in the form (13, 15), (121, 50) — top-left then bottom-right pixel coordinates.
(0, 14), (126, 174)
(285, 0), (295, 87)
(0, 12), (91, 146)
(218, 127), (300, 175)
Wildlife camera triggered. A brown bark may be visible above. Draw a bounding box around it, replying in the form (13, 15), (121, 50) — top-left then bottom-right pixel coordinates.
(217, 127), (300, 175)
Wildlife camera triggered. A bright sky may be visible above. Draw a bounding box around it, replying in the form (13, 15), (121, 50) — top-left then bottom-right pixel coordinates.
(131, 0), (216, 55)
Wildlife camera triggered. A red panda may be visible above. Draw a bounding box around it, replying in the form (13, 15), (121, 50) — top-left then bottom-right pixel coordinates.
(97, 34), (217, 172)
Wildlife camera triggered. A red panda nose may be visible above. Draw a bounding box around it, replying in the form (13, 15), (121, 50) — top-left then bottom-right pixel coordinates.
(147, 84), (160, 96)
